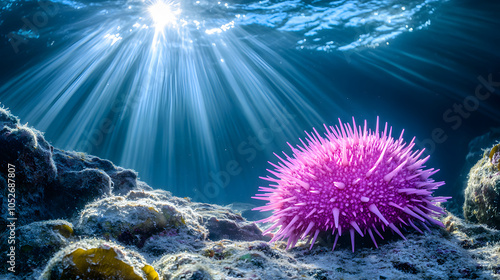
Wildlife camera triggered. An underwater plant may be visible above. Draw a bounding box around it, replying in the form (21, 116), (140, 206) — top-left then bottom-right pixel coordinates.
(253, 117), (450, 251)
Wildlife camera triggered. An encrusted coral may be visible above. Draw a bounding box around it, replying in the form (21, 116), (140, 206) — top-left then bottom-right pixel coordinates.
(40, 239), (159, 280)
(0, 110), (57, 185)
(192, 203), (265, 242)
(154, 253), (214, 280)
(0, 108), (57, 226)
(76, 190), (206, 248)
(0, 108), (149, 227)
(0, 220), (73, 275)
(464, 142), (500, 228)
(48, 168), (113, 215)
(490, 143), (500, 171)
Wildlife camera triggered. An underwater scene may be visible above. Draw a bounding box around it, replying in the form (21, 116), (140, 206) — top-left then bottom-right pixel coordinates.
(1, 0), (500, 279)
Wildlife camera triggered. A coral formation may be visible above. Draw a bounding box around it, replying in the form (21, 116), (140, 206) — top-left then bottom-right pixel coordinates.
(466, 128), (500, 166)
(464, 142), (500, 228)
(49, 168), (113, 215)
(192, 202), (264, 242)
(75, 189), (265, 256)
(0, 107), (151, 228)
(155, 253), (215, 280)
(0, 220), (73, 275)
(490, 143), (500, 170)
(40, 239), (158, 280)
(253, 117), (450, 251)
(76, 190), (205, 249)
(451, 127), (500, 216)
(0, 107), (57, 226)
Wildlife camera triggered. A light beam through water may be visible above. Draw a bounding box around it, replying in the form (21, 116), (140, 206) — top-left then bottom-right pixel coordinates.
(148, 0), (181, 30)
(0, 0), (332, 200)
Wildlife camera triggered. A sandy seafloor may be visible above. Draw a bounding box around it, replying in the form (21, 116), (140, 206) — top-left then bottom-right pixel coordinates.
(1, 108), (500, 280)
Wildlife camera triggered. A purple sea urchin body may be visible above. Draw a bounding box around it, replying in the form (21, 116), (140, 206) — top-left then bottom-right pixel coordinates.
(253, 117), (451, 252)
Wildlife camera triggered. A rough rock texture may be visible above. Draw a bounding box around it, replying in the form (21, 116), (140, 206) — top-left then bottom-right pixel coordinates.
(444, 213), (500, 278)
(49, 168), (113, 215)
(0, 220), (73, 276)
(152, 216), (500, 280)
(0, 107), (57, 226)
(453, 128), (500, 215)
(466, 129), (500, 166)
(39, 239), (158, 280)
(193, 202), (265, 242)
(0, 107), (151, 228)
(464, 143), (500, 229)
(76, 190), (207, 250)
(2, 109), (500, 279)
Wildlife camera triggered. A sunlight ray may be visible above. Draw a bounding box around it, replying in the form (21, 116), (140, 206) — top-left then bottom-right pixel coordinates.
(0, 0), (329, 195)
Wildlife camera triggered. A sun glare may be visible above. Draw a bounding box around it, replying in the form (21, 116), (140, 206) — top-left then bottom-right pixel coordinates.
(0, 0), (329, 203)
(148, 1), (181, 30)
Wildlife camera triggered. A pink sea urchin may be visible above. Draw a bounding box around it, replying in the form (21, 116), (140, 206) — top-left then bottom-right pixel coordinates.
(252, 117), (451, 252)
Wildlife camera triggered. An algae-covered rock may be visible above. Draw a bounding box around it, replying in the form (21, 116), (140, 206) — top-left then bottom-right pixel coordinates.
(0, 107), (148, 227)
(0, 108), (57, 226)
(0, 220), (73, 275)
(153, 240), (299, 279)
(491, 143), (500, 170)
(51, 148), (151, 195)
(464, 143), (500, 228)
(0, 108), (57, 185)
(40, 239), (159, 280)
(466, 128), (500, 166)
(193, 203), (265, 242)
(111, 169), (141, 195)
(46, 168), (112, 216)
(76, 190), (206, 249)
(451, 127), (500, 216)
(154, 253), (214, 280)
(169, 265), (213, 280)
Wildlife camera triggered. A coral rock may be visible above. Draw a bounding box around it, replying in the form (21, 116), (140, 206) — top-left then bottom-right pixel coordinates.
(0, 220), (73, 276)
(40, 239), (158, 280)
(194, 203), (265, 242)
(76, 190), (206, 249)
(464, 142), (500, 228)
(46, 168), (112, 216)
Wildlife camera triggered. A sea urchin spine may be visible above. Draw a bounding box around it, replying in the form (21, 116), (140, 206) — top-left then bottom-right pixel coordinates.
(252, 117), (450, 252)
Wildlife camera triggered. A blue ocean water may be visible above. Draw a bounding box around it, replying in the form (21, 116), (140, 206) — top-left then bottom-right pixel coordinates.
(0, 0), (499, 206)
